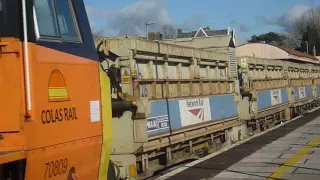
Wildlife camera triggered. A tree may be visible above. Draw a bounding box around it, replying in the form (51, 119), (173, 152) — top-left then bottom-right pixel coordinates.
(289, 7), (320, 55)
(248, 32), (288, 47)
(161, 24), (177, 39)
(148, 32), (162, 40)
(92, 29), (104, 39)
(124, 23), (141, 37)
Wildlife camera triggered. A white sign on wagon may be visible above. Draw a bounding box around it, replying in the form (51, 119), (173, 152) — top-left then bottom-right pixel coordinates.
(270, 89), (282, 105)
(147, 115), (169, 132)
(179, 98), (212, 127)
(298, 87), (306, 99)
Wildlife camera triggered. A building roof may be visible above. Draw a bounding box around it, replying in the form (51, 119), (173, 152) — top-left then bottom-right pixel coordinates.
(277, 46), (319, 61)
(177, 31), (196, 38)
(168, 26), (236, 51)
(205, 29), (229, 36)
(177, 27), (232, 38)
(236, 42), (319, 63)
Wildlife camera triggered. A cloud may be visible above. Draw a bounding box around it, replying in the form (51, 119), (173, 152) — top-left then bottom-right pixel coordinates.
(258, 4), (311, 31)
(88, 0), (255, 37)
(85, 5), (107, 19)
(240, 24), (250, 32)
(179, 14), (207, 31)
(86, 0), (209, 37)
(230, 20), (238, 25)
(85, 6), (96, 29)
(107, 0), (174, 36)
(85, 5), (108, 33)
(229, 20), (250, 32)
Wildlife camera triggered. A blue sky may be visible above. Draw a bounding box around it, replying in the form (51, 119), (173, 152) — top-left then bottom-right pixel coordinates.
(84, 0), (320, 44)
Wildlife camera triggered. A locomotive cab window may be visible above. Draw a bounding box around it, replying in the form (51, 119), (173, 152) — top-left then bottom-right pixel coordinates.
(0, 0), (21, 38)
(34, 0), (82, 42)
(0, 0), (2, 13)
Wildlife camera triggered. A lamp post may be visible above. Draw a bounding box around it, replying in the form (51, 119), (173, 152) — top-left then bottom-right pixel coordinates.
(145, 21), (156, 39)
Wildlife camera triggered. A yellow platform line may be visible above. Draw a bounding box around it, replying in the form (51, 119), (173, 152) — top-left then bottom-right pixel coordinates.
(267, 136), (320, 179)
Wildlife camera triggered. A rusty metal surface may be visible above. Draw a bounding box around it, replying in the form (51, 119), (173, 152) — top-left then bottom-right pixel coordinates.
(166, 109), (320, 180)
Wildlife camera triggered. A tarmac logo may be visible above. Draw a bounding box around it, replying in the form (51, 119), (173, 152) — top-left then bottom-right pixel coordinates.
(298, 87), (306, 99)
(271, 89), (282, 105)
(273, 96), (280, 103)
(48, 70), (70, 102)
(186, 98), (205, 121)
(188, 108), (204, 121)
(180, 97), (211, 127)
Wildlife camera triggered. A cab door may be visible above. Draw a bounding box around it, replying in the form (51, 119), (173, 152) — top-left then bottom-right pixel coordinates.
(29, 0), (101, 148)
(0, 38), (24, 132)
(24, 0), (103, 179)
(0, 0), (25, 133)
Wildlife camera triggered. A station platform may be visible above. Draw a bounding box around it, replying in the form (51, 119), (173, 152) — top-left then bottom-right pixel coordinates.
(157, 108), (320, 180)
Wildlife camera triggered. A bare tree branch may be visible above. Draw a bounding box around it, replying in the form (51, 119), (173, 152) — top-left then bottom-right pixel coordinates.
(288, 7), (320, 54)
(161, 24), (177, 39)
(92, 29), (104, 39)
(124, 23), (141, 37)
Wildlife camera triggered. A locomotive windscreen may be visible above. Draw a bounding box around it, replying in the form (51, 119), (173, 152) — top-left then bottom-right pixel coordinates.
(0, 0), (21, 38)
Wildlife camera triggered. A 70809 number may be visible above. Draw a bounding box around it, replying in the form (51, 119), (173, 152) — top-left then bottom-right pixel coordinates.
(44, 158), (68, 179)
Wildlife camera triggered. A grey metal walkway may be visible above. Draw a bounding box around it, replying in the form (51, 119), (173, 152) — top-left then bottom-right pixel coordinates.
(211, 116), (320, 180)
